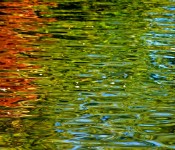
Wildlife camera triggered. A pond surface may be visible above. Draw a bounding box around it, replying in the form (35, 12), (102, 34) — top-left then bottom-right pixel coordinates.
(0, 0), (175, 149)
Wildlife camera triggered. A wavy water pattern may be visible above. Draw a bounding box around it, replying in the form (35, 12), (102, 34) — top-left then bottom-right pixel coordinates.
(0, 0), (175, 149)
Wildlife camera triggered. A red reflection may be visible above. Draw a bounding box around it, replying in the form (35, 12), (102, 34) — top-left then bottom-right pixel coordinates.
(0, 1), (56, 108)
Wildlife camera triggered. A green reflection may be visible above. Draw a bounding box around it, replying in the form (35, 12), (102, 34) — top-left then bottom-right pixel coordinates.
(0, 0), (175, 149)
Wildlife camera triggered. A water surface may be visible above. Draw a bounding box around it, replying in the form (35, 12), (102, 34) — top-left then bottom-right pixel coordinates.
(0, 0), (175, 149)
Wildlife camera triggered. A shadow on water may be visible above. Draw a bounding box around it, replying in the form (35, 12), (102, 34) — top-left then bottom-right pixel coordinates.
(0, 0), (175, 149)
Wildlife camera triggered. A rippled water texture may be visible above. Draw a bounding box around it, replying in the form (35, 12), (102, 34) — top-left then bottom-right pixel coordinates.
(0, 0), (175, 149)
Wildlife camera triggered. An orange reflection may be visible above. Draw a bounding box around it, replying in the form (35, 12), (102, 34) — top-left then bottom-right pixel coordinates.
(0, 1), (56, 108)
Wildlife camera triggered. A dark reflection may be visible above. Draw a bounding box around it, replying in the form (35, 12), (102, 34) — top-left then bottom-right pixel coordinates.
(57, 2), (85, 10)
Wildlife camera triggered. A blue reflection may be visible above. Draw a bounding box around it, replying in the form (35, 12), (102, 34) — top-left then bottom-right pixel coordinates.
(101, 115), (110, 122)
(164, 6), (175, 11)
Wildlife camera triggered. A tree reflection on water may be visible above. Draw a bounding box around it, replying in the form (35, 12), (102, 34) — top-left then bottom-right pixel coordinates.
(0, 0), (55, 113)
(0, 1), (57, 149)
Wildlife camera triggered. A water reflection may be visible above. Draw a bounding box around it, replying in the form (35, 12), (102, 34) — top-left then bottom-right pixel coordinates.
(0, 0), (175, 149)
(146, 5), (175, 86)
(0, 1), (40, 110)
(0, 1), (57, 149)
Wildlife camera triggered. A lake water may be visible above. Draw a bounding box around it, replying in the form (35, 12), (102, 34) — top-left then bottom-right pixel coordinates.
(0, 0), (175, 149)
